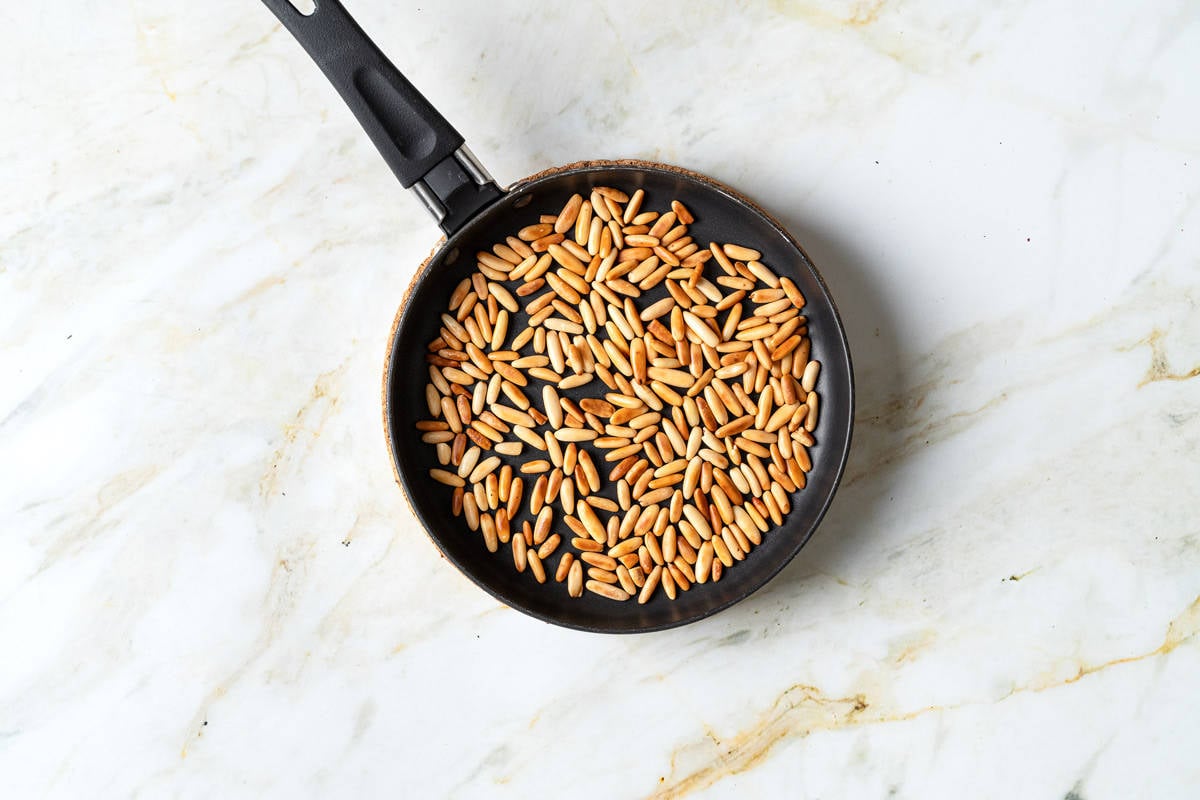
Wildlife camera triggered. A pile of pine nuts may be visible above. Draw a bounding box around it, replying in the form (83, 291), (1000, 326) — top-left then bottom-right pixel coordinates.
(418, 187), (820, 604)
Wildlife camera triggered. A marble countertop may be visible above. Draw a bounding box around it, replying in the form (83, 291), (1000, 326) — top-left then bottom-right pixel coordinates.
(3, 1), (1199, 797)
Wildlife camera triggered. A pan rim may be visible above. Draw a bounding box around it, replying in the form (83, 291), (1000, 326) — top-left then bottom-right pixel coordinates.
(382, 159), (855, 633)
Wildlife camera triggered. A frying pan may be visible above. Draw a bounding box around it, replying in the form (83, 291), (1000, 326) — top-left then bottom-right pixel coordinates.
(261, 0), (854, 632)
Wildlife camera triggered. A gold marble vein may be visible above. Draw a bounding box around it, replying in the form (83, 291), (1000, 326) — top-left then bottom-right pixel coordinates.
(650, 594), (1200, 799)
(1129, 329), (1200, 387)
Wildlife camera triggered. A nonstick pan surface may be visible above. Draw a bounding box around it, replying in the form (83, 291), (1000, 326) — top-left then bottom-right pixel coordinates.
(384, 160), (854, 632)
(261, 0), (854, 632)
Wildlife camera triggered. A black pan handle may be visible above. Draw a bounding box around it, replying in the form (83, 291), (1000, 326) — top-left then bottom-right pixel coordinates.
(262, 0), (502, 234)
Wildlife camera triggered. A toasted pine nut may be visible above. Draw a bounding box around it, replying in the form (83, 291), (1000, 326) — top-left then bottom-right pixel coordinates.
(586, 580), (630, 601)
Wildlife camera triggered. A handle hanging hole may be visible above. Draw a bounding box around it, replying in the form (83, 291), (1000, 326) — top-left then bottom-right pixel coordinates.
(287, 0), (316, 15)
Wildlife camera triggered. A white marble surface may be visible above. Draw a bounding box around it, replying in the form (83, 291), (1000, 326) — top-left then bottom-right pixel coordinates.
(3, 1), (1199, 797)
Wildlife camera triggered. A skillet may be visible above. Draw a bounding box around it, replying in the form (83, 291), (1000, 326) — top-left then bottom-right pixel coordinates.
(261, 0), (854, 632)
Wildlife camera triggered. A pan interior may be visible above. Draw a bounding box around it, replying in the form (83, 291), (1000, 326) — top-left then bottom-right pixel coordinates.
(386, 162), (853, 633)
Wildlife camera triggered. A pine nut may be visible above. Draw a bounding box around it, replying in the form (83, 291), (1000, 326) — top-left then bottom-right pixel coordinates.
(430, 468), (464, 487)
(527, 550), (546, 583)
(555, 551), (575, 582)
(586, 580), (630, 601)
(722, 243), (761, 262)
(568, 560), (584, 596)
(801, 360), (821, 392)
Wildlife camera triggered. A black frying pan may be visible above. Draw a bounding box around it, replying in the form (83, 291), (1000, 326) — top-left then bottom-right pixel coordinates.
(262, 0), (854, 632)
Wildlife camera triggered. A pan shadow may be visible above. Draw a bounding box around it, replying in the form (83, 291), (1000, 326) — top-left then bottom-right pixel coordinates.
(718, 204), (914, 619)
